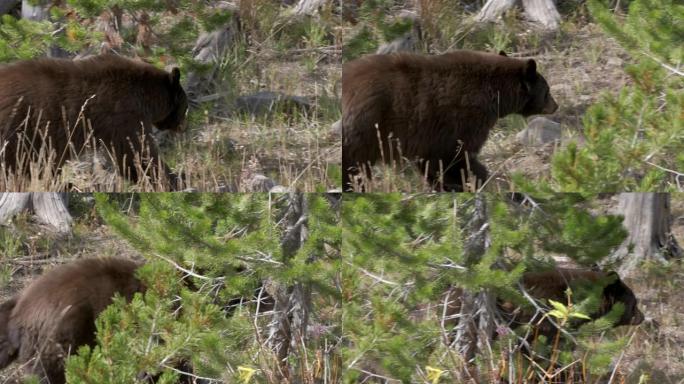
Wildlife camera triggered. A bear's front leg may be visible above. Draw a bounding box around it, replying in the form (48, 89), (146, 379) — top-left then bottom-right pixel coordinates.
(443, 154), (489, 192)
(342, 152), (372, 192)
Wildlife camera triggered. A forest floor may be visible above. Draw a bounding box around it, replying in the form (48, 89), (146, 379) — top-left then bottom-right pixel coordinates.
(161, 50), (342, 193)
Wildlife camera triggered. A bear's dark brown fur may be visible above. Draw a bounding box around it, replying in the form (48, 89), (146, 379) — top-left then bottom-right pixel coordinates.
(441, 269), (643, 340)
(510, 269), (644, 336)
(0, 258), (144, 384)
(0, 54), (188, 188)
(342, 50), (558, 191)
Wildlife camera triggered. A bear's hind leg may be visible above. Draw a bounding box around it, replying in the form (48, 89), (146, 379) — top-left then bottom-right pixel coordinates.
(420, 153), (488, 192)
(342, 153), (372, 192)
(448, 155), (489, 192)
(418, 157), (464, 192)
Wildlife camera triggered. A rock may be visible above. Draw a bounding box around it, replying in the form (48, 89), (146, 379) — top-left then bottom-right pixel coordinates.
(516, 117), (562, 146)
(269, 185), (290, 193)
(376, 33), (419, 54)
(607, 57), (623, 67)
(293, 0), (328, 15)
(185, 12), (241, 103)
(330, 119), (341, 137)
(234, 91), (311, 118)
(246, 174), (278, 192)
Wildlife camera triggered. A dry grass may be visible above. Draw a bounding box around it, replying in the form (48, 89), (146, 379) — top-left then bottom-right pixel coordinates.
(0, 121), (180, 192)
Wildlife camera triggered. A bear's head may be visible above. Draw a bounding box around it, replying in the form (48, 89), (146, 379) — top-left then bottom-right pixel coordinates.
(600, 271), (645, 326)
(155, 67), (188, 132)
(519, 59), (558, 117)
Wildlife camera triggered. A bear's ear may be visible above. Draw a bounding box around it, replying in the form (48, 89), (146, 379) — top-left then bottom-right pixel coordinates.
(524, 59), (537, 80)
(169, 67), (181, 87)
(499, 50), (507, 57)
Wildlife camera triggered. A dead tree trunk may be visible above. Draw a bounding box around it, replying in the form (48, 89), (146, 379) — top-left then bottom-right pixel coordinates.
(185, 2), (240, 104)
(20, 0), (48, 20)
(450, 195), (498, 378)
(476, 0), (560, 30)
(608, 193), (682, 275)
(293, 0), (329, 15)
(267, 192), (312, 382)
(21, 0), (68, 57)
(0, 193), (72, 234)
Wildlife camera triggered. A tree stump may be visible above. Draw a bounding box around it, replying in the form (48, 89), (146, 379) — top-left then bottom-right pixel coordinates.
(608, 193), (682, 275)
(449, 195), (497, 376)
(0, 193), (73, 234)
(293, 0), (329, 15)
(185, 10), (240, 103)
(476, 0), (560, 30)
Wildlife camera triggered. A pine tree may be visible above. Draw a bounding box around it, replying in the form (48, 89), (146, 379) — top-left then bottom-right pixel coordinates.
(341, 194), (630, 382)
(545, 0), (683, 192)
(65, 193), (341, 383)
(0, 1), (236, 63)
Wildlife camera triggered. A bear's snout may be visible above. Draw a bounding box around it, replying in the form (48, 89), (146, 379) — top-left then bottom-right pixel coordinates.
(544, 97), (559, 114)
(631, 307), (645, 325)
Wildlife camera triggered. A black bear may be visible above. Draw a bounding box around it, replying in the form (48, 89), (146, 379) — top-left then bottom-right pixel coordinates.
(0, 258), (143, 384)
(442, 269), (643, 335)
(0, 54), (188, 189)
(342, 50), (558, 191)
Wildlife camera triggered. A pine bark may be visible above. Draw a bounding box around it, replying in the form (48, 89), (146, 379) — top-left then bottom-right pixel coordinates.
(609, 193), (682, 275)
(450, 195), (497, 378)
(21, 0), (68, 57)
(267, 192), (311, 381)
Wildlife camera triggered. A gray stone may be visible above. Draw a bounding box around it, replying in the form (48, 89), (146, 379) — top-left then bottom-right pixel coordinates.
(234, 91), (311, 118)
(246, 174), (278, 192)
(516, 117), (562, 146)
(330, 119), (341, 137)
(607, 57), (623, 67)
(269, 185), (290, 193)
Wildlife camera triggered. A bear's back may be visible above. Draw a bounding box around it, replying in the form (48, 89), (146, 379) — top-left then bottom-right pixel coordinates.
(343, 50), (523, 89)
(10, 257), (143, 333)
(0, 55), (169, 127)
(342, 50), (527, 123)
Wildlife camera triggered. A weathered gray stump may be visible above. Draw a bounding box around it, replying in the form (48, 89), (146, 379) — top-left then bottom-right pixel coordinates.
(0, 193), (72, 234)
(608, 193), (682, 276)
(476, 0), (560, 30)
